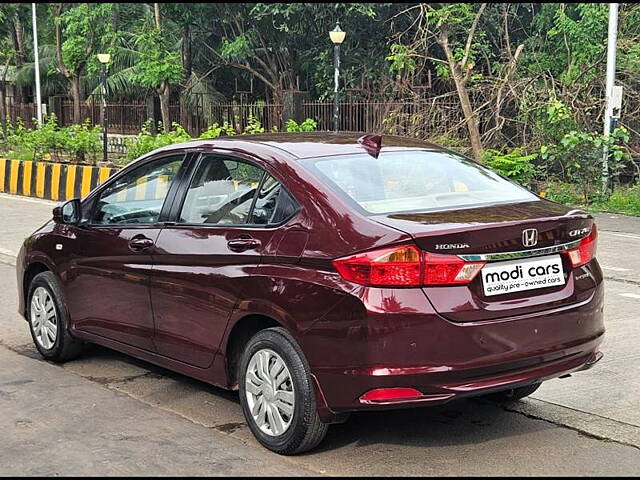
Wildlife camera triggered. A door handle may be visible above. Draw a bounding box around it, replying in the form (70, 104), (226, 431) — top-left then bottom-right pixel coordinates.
(227, 237), (261, 252)
(129, 235), (155, 252)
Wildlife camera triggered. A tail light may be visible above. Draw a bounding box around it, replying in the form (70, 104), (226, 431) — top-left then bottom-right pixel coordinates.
(332, 244), (485, 287)
(566, 224), (598, 268)
(423, 253), (485, 285)
(332, 245), (422, 286)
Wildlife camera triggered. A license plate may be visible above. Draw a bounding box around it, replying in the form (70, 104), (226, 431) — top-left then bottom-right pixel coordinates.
(481, 255), (565, 297)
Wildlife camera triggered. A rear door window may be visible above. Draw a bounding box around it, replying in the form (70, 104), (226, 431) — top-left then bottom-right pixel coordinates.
(249, 174), (299, 225)
(303, 150), (537, 214)
(179, 155), (264, 225)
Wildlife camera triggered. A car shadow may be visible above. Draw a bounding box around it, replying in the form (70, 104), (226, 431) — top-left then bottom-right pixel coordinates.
(72, 344), (553, 455)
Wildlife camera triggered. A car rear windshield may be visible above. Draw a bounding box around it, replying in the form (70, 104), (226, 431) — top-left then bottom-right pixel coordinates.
(302, 150), (538, 214)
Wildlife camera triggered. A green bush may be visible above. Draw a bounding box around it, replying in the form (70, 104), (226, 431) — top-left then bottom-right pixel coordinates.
(61, 121), (103, 162)
(124, 121), (192, 162)
(482, 148), (539, 187)
(0, 114), (101, 163)
(545, 181), (640, 217)
(540, 127), (631, 203)
(122, 117), (318, 164)
(243, 115), (265, 134)
(198, 121), (235, 139)
(543, 181), (584, 206)
(285, 118), (317, 132)
(590, 184), (640, 216)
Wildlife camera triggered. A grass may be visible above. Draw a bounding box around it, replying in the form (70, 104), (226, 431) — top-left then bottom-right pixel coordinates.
(544, 182), (640, 217)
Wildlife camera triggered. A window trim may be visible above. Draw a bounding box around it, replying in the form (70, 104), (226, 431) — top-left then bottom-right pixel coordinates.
(170, 152), (300, 229)
(86, 152), (190, 228)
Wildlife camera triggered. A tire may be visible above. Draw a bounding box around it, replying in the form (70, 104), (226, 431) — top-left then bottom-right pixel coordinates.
(27, 271), (84, 362)
(484, 382), (541, 402)
(238, 327), (328, 455)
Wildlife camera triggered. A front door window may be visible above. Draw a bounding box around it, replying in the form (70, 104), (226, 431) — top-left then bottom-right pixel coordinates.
(93, 156), (183, 225)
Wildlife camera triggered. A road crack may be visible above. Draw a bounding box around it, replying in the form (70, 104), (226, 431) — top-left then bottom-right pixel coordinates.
(478, 399), (640, 452)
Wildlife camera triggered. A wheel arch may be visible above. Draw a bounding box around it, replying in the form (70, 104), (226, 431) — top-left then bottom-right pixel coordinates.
(223, 313), (284, 389)
(22, 260), (52, 317)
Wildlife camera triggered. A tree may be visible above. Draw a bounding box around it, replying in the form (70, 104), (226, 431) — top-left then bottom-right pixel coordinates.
(204, 3), (380, 103)
(130, 5), (183, 131)
(53, 3), (116, 124)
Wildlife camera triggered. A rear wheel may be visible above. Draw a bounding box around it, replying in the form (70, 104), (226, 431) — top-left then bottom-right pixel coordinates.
(28, 271), (83, 362)
(238, 327), (328, 455)
(485, 383), (541, 402)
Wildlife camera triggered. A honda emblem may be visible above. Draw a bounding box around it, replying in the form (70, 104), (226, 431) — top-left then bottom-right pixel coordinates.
(522, 228), (538, 247)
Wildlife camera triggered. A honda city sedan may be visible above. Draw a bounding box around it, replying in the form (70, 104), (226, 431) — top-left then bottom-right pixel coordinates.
(16, 132), (604, 454)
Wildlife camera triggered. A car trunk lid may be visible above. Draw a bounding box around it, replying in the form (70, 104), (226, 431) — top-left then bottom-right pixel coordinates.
(372, 200), (598, 322)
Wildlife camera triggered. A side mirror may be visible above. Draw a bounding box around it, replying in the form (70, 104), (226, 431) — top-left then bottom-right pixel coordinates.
(53, 198), (81, 225)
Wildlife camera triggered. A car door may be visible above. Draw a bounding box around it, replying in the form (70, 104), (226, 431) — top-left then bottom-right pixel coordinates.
(65, 153), (187, 351)
(149, 152), (297, 368)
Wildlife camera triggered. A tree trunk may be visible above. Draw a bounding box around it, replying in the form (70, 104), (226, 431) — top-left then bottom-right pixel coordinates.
(451, 73), (483, 161)
(0, 82), (6, 133)
(70, 76), (82, 124)
(154, 3), (161, 29)
(182, 24), (192, 78)
(158, 82), (171, 132)
(438, 29), (484, 161)
(10, 18), (24, 104)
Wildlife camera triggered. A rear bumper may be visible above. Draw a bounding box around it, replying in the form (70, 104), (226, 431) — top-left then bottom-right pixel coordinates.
(307, 282), (605, 416)
(315, 343), (602, 414)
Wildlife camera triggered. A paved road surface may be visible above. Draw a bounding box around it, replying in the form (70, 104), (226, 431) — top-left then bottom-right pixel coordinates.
(0, 193), (638, 476)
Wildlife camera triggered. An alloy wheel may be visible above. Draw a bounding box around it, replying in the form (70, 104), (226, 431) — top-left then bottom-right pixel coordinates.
(30, 286), (58, 350)
(245, 348), (295, 436)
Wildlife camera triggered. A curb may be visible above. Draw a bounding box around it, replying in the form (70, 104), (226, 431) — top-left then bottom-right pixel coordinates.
(0, 158), (119, 201)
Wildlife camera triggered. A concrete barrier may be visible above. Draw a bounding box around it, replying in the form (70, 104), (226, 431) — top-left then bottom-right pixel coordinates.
(0, 159), (119, 201)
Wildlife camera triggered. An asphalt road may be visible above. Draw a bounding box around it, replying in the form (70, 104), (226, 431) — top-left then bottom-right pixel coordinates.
(0, 192), (639, 476)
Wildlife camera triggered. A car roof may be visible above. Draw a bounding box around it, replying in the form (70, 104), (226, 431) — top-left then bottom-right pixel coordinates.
(168, 131), (443, 160)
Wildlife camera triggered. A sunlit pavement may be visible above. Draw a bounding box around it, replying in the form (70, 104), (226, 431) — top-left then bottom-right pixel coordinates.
(0, 193), (638, 476)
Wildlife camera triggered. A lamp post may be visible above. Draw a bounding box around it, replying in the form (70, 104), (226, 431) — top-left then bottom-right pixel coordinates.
(329, 22), (346, 132)
(97, 53), (111, 163)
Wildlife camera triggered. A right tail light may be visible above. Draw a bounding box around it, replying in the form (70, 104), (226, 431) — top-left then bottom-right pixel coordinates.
(566, 224), (598, 268)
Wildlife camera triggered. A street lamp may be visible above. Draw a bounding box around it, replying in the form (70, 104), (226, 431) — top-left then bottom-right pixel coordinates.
(97, 53), (111, 163)
(329, 22), (346, 132)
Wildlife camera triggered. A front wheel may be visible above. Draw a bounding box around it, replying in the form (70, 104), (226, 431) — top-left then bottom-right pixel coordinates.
(27, 271), (83, 362)
(238, 327), (328, 455)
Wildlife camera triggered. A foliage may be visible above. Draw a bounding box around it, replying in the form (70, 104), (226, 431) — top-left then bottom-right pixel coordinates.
(243, 115), (265, 134)
(130, 26), (183, 90)
(1, 114), (101, 163)
(540, 127), (632, 202)
(536, 99), (580, 143)
(590, 184), (640, 216)
(545, 181), (640, 217)
(2, 2), (640, 216)
(124, 121), (191, 162)
(123, 117), (318, 163)
(543, 181), (584, 206)
(57, 3), (116, 77)
(526, 3), (609, 85)
(285, 118), (318, 132)
(482, 148), (539, 186)
(386, 44), (417, 76)
(63, 122), (104, 161)
(199, 122), (236, 139)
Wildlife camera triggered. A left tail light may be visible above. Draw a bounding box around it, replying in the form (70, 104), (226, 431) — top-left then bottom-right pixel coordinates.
(332, 244), (485, 287)
(566, 224), (598, 268)
(332, 245), (423, 286)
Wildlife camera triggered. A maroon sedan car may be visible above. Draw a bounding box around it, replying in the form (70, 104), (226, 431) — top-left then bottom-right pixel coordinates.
(16, 133), (604, 454)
